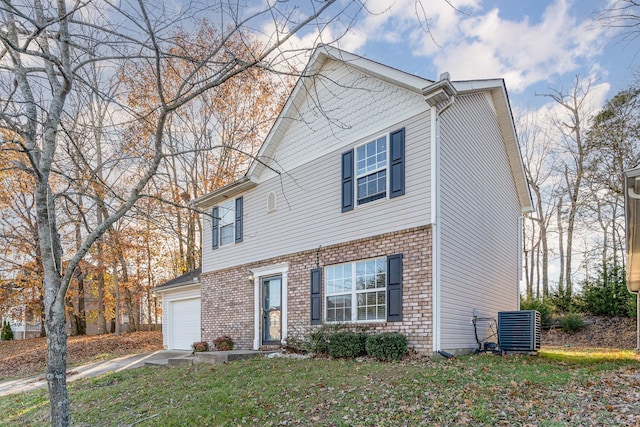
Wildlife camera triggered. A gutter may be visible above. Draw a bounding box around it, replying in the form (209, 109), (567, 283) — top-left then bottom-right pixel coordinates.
(192, 176), (256, 209)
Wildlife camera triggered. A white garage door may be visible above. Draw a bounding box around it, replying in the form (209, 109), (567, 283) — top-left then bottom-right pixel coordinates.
(169, 298), (201, 350)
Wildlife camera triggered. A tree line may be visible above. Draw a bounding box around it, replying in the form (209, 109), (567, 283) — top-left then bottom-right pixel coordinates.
(520, 77), (640, 312)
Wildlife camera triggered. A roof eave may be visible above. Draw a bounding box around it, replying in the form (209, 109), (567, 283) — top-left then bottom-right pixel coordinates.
(192, 176), (257, 209)
(153, 282), (201, 294)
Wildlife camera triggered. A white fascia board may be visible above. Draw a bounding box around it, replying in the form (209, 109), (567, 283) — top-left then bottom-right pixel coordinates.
(625, 165), (640, 178)
(317, 45), (432, 93)
(153, 283), (201, 296)
(192, 176), (257, 209)
(454, 79), (533, 213)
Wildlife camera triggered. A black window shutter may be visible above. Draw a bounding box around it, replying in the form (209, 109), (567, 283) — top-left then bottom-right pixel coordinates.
(389, 128), (405, 198)
(212, 207), (219, 250)
(341, 150), (354, 212)
(387, 253), (403, 322)
(310, 268), (322, 325)
(235, 196), (243, 243)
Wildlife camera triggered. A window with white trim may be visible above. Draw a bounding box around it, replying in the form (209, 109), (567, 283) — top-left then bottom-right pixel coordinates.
(219, 199), (235, 246)
(356, 136), (387, 205)
(325, 258), (386, 322)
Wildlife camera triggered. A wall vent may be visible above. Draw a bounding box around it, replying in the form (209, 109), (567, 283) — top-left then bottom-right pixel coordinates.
(267, 191), (277, 213)
(497, 310), (541, 352)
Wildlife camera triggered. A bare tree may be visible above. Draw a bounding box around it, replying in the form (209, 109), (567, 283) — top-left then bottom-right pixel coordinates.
(541, 77), (595, 296)
(0, 1), (368, 424)
(597, 0), (640, 44)
(519, 112), (560, 298)
(585, 87), (640, 270)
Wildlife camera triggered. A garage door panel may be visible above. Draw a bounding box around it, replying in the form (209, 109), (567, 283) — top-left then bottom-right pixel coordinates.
(170, 298), (201, 350)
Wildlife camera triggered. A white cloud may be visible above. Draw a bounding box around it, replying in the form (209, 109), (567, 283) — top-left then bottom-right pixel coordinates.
(414, 0), (612, 92)
(326, 0), (615, 93)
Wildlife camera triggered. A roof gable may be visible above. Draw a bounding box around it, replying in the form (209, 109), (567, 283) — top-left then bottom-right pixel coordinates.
(194, 46), (532, 213)
(247, 46), (433, 182)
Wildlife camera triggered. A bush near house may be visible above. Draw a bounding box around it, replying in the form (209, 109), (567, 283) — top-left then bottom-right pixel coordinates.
(286, 327), (409, 362)
(1, 321), (13, 341)
(191, 341), (210, 352)
(213, 335), (234, 351)
(327, 331), (367, 359)
(365, 333), (408, 361)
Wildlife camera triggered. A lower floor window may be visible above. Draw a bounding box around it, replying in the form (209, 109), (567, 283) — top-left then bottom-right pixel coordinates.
(325, 258), (386, 322)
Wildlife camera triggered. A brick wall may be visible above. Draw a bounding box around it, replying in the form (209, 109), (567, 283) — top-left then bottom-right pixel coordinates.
(201, 225), (433, 354)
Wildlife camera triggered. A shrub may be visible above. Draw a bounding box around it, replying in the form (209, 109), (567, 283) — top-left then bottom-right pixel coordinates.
(557, 313), (585, 333)
(191, 341), (209, 352)
(546, 290), (580, 315)
(580, 265), (636, 317)
(1, 321), (13, 341)
(327, 331), (367, 359)
(308, 323), (343, 355)
(365, 333), (408, 361)
(283, 335), (310, 354)
(520, 297), (553, 327)
(213, 335), (234, 351)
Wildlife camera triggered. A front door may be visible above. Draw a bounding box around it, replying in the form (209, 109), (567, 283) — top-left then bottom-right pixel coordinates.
(262, 275), (282, 344)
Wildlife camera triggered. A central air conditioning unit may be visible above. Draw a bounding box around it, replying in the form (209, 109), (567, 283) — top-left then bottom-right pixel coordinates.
(498, 310), (541, 352)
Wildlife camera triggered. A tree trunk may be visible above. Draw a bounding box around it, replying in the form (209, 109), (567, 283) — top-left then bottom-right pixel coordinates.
(77, 271), (86, 335)
(65, 296), (78, 335)
(96, 267), (107, 334)
(557, 196), (565, 294)
(113, 260), (120, 336)
(37, 181), (70, 426)
(124, 288), (138, 332)
(45, 307), (69, 427)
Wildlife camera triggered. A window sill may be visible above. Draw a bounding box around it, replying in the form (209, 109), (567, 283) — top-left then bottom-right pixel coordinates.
(324, 320), (387, 326)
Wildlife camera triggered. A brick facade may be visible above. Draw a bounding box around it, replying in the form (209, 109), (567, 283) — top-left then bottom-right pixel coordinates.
(201, 225), (433, 354)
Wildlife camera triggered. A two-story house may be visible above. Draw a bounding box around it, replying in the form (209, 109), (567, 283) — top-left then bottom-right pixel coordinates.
(182, 46), (532, 355)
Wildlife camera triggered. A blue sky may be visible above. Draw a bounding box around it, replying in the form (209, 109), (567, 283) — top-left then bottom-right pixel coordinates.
(303, 0), (639, 112)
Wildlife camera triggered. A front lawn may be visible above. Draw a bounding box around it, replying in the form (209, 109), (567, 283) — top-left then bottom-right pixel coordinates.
(1, 349), (638, 426)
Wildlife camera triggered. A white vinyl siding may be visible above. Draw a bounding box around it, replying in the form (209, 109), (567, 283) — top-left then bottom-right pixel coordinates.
(202, 111), (431, 272)
(254, 60), (428, 183)
(438, 92), (521, 352)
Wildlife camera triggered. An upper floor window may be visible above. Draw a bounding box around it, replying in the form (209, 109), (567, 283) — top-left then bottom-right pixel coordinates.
(219, 200), (235, 246)
(212, 196), (243, 250)
(356, 136), (387, 204)
(341, 128), (405, 212)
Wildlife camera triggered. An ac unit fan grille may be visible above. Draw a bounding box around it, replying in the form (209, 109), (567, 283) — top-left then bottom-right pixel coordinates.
(498, 310), (541, 352)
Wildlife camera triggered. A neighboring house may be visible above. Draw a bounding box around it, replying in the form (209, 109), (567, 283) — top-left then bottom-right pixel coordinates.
(154, 268), (201, 350)
(194, 46), (533, 355)
(1, 310), (41, 340)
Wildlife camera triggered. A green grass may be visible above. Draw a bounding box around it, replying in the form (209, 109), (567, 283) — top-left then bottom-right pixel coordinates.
(1, 350), (638, 426)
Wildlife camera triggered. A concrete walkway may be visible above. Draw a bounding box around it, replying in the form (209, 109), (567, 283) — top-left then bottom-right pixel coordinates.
(0, 350), (191, 397)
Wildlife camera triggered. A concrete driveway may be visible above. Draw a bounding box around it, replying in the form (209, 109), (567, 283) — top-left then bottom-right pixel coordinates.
(0, 350), (190, 397)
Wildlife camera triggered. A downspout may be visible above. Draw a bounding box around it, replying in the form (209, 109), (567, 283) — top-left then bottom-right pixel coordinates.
(624, 173), (640, 351)
(424, 73), (456, 354)
(518, 215), (524, 310)
(430, 105), (440, 353)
